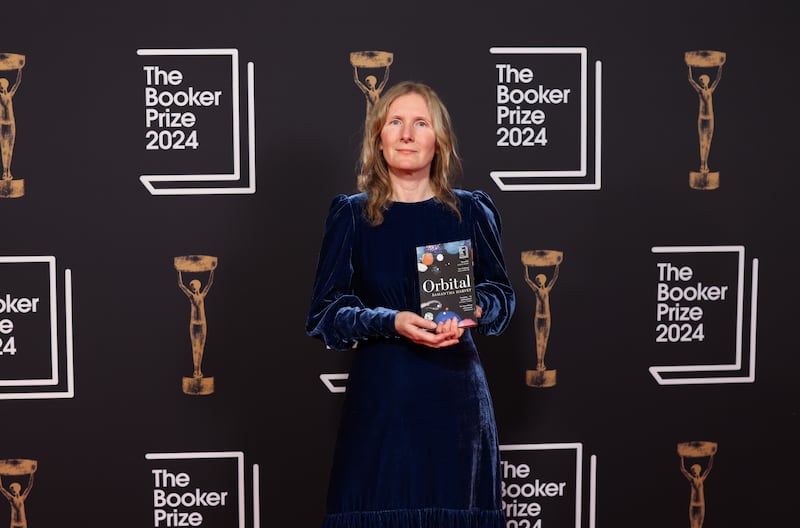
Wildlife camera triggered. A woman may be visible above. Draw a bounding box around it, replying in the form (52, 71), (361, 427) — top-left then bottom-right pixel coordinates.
(307, 81), (515, 527)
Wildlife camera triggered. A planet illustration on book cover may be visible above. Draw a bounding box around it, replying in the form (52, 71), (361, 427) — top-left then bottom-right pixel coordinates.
(434, 309), (460, 324)
(434, 309), (477, 328)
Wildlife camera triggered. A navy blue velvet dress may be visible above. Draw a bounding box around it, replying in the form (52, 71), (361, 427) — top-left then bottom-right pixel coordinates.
(306, 189), (515, 528)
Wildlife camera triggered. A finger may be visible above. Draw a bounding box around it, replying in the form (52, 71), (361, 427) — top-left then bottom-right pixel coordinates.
(433, 336), (460, 348)
(435, 323), (453, 335)
(448, 317), (461, 334)
(430, 328), (456, 341)
(415, 313), (437, 330)
(422, 328), (456, 345)
(402, 311), (437, 331)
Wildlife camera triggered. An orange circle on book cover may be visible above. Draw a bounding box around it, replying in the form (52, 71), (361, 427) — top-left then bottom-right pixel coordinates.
(421, 253), (434, 266)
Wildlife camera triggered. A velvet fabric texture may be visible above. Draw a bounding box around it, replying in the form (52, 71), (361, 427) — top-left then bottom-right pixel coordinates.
(307, 189), (515, 528)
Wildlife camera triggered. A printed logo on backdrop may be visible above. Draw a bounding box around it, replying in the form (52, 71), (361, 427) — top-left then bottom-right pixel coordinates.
(685, 50), (726, 191)
(650, 245), (758, 384)
(500, 443), (597, 528)
(489, 47), (602, 191)
(146, 451), (261, 528)
(677, 441), (717, 528)
(0, 53), (25, 198)
(175, 255), (217, 395)
(521, 250), (562, 388)
(0, 458), (37, 525)
(350, 51), (393, 122)
(138, 48), (256, 195)
(0, 256), (75, 399)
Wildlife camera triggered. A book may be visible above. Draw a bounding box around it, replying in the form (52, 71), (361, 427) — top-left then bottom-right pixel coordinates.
(416, 239), (478, 328)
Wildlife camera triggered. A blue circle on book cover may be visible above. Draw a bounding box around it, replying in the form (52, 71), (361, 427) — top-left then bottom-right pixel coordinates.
(434, 310), (462, 324)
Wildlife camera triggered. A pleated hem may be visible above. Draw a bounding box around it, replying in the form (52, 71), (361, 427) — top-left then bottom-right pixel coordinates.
(322, 507), (505, 528)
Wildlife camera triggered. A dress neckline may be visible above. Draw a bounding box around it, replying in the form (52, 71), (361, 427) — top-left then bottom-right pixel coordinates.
(390, 196), (436, 205)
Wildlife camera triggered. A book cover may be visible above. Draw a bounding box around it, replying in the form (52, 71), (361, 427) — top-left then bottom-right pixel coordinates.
(416, 239), (478, 328)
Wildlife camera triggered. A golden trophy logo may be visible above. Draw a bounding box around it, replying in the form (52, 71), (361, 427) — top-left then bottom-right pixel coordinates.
(0, 53), (24, 199)
(685, 50), (725, 190)
(677, 441), (717, 528)
(0, 459), (36, 528)
(521, 250), (562, 387)
(350, 51), (393, 119)
(175, 255), (217, 395)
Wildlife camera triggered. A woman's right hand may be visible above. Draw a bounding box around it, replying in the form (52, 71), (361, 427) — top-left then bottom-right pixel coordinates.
(395, 311), (459, 348)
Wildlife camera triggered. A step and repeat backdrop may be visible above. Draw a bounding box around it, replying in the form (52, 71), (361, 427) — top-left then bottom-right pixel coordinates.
(0, 1), (796, 526)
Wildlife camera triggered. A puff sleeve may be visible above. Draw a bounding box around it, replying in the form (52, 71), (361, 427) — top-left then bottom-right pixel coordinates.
(305, 195), (398, 351)
(469, 190), (516, 335)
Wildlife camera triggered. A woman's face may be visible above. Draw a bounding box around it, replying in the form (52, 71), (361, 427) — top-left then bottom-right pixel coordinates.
(379, 93), (437, 178)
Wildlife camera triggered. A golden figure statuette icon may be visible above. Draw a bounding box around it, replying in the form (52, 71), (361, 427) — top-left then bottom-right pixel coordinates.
(175, 255), (217, 395)
(677, 441), (717, 528)
(685, 50), (726, 190)
(0, 53), (25, 199)
(521, 250), (562, 388)
(350, 51), (393, 119)
(0, 459), (36, 528)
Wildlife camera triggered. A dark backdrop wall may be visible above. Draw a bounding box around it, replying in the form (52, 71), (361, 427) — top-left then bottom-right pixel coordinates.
(0, 1), (796, 526)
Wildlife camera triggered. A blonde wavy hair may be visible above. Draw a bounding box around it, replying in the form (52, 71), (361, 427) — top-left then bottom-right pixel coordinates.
(357, 81), (463, 225)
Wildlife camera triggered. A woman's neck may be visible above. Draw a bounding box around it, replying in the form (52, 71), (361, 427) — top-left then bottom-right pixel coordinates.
(389, 174), (434, 203)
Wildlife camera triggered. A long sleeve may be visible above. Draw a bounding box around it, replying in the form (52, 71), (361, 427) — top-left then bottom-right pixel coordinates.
(469, 190), (516, 335)
(306, 195), (398, 351)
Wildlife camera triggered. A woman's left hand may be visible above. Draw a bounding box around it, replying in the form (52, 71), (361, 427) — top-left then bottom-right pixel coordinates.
(435, 305), (482, 341)
(435, 316), (463, 340)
